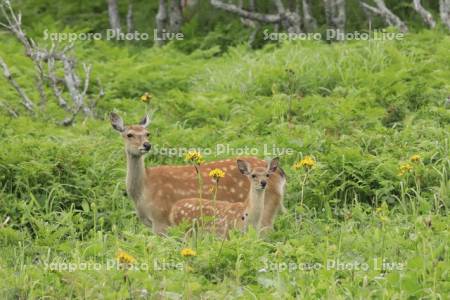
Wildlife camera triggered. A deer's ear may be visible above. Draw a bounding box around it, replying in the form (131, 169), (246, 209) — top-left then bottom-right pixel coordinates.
(140, 114), (151, 128)
(110, 112), (124, 132)
(268, 157), (279, 174)
(237, 160), (251, 175)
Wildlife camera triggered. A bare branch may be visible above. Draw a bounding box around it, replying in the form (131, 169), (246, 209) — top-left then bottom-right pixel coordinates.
(47, 57), (69, 110)
(210, 0), (281, 23)
(0, 0), (100, 124)
(413, 0), (436, 28)
(0, 100), (19, 117)
(361, 0), (408, 33)
(0, 56), (34, 112)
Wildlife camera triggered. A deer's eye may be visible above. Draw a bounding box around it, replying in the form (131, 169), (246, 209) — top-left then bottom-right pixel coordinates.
(145, 133), (150, 137)
(127, 133), (134, 138)
(251, 174), (256, 178)
(266, 174), (270, 178)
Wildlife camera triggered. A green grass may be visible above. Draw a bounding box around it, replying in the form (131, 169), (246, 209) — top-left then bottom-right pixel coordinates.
(0, 30), (449, 298)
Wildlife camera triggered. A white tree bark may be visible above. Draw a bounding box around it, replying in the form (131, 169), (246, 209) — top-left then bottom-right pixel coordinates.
(169, 0), (183, 33)
(440, 0), (450, 29)
(302, 0), (317, 32)
(210, 0), (281, 23)
(155, 0), (168, 45)
(210, 0), (301, 33)
(107, 0), (121, 32)
(0, 57), (34, 112)
(324, 0), (346, 33)
(413, 0), (436, 28)
(126, 0), (133, 33)
(361, 0), (408, 33)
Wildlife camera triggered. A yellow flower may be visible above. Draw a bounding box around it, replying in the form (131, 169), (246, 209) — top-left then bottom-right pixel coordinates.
(293, 156), (316, 170)
(180, 248), (197, 257)
(209, 168), (225, 180)
(185, 151), (204, 165)
(379, 215), (389, 223)
(410, 154), (421, 163)
(375, 202), (388, 214)
(398, 163), (413, 176)
(116, 250), (136, 265)
(140, 92), (152, 103)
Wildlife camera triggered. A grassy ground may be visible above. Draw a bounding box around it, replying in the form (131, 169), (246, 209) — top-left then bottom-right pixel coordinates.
(0, 30), (449, 298)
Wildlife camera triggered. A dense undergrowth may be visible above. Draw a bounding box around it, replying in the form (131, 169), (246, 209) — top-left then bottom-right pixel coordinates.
(0, 30), (449, 298)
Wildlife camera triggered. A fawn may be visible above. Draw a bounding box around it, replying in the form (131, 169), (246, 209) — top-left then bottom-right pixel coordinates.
(169, 158), (280, 235)
(110, 112), (286, 234)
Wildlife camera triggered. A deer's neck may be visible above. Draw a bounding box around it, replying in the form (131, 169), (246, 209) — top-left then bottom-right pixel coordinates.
(245, 188), (265, 230)
(126, 154), (147, 202)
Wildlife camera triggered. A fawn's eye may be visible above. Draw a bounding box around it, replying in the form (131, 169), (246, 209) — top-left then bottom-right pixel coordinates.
(251, 174), (256, 178)
(127, 133), (133, 138)
(145, 133), (150, 137)
(266, 174), (270, 178)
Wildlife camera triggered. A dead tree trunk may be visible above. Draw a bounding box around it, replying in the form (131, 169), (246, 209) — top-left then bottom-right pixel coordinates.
(169, 0), (183, 33)
(440, 0), (450, 29)
(107, 0), (121, 33)
(155, 0), (168, 46)
(413, 0), (436, 28)
(302, 0), (317, 32)
(361, 0), (408, 33)
(324, 0), (346, 35)
(126, 0), (133, 33)
(273, 0), (301, 33)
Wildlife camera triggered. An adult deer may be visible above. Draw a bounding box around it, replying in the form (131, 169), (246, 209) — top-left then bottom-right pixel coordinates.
(170, 158), (280, 235)
(110, 112), (286, 234)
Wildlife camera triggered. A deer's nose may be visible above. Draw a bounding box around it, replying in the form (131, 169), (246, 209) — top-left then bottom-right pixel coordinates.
(143, 142), (151, 151)
(260, 180), (267, 188)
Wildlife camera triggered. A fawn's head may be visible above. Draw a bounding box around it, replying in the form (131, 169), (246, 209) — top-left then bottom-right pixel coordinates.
(110, 112), (151, 156)
(237, 157), (279, 191)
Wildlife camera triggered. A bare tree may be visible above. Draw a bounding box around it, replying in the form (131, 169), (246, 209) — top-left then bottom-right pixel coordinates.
(107, 0), (121, 33)
(210, 0), (302, 33)
(413, 0), (436, 28)
(0, 0), (101, 125)
(155, 0), (184, 46)
(126, 0), (133, 33)
(324, 0), (346, 34)
(440, 0), (450, 29)
(302, 0), (317, 32)
(238, 0), (260, 46)
(361, 0), (408, 33)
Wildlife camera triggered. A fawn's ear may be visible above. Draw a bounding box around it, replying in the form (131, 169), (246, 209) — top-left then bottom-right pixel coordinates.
(237, 159), (252, 175)
(268, 157), (279, 174)
(139, 114), (151, 128)
(110, 112), (125, 132)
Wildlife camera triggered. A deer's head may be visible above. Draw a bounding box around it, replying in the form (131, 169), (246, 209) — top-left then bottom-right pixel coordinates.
(110, 112), (151, 157)
(237, 157), (279, 191)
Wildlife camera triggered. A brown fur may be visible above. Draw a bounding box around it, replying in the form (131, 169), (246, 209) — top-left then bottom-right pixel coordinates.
(111, 113), (286, 234)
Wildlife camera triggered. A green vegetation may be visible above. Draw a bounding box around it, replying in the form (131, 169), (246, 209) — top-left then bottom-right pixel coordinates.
(0, 13), (449, 299)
